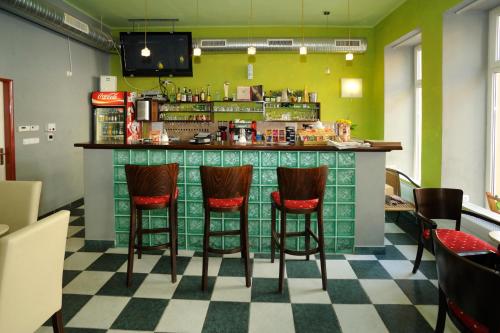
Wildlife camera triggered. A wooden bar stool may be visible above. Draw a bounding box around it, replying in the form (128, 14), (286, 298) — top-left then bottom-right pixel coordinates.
(270, 166), (328, 292)
(200, 165), (253, 291)
(125, 163), (179, 287)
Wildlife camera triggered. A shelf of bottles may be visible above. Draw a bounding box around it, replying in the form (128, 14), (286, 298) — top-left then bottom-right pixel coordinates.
(213, 101), (264, 113)
(95, 108), (124, 144)
(158, 102), (212, 122)
(263, 102), (320, 122)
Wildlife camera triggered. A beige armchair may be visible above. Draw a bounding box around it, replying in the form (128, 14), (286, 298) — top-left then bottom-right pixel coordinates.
(0, 181), (42, 233)
(0, 210), (70, 333)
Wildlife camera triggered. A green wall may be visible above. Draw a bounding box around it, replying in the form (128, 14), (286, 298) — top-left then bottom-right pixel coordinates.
(373, 0), (462, 187)
(111, 27), (378, 139)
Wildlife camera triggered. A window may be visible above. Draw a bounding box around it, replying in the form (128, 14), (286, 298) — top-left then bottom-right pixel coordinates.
(488, 7), (500, 196)
(414, 45), (422, 185)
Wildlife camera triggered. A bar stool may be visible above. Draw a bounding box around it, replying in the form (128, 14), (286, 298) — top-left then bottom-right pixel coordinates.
(270, 166), (328, 292)
(200, 165), (253, 291)
(125, 163), (179, 287)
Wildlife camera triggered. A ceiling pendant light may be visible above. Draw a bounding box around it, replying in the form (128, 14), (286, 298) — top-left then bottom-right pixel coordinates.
(299, 0), (306, 55)
(193, 0), (202, 56)
(247, 0), (256, 55)
(345, 0), (353, 61)
(324, 11), (331, 74)
(141, 0), (150, 57)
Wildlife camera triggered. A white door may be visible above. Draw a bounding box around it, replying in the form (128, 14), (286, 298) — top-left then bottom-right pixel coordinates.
(0, 81), (5, 181)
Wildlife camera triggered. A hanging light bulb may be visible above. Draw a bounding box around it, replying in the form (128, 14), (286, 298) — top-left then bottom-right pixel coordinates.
(247, 46), (256, 55)
(299, 46), (307, 55)
(345, 52), (353, 61)
(141, 0), (150, 57)
(193, 46), (202, 57)
(193, 0), (201, 57)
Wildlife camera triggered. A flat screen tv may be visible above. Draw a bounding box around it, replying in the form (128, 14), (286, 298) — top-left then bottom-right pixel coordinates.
(120, 32), (193, 77)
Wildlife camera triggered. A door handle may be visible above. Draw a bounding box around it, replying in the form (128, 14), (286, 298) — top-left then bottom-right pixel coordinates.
(0, 148), (5, 165)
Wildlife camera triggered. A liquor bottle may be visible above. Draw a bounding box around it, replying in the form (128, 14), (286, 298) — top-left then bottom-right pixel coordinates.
(193, 88), (199, 102)
(200, 88), (206, 102)
(181, 87), (187, 102)
(206, 85), (212, 102)
(187, 89), (193, 102)
(176, 88), (181, 102)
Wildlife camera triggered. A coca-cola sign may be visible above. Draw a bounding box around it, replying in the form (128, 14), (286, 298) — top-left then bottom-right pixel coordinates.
(92, 91), (125, 106)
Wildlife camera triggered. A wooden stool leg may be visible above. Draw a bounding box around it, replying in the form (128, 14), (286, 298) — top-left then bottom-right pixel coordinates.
(413, 237), (425, 274)
(436, 287), (447, 333)
(241, 207), (251, 287)
(169, 205), (177, 283)
(317, 211), (327, 290)
(305, 213), (311, 261)
(126, 207), (137, 287)
(51, 309), (63, 333)
(278, 210), (287, 293)
(202, 209), (210, 291)
(271, 203), (276, 263)
(137, 210), (143, 259)
(175, 200), (179, 255)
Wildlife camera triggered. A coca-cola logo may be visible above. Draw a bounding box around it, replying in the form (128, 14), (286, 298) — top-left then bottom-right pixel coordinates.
(97, 93), (119, 100)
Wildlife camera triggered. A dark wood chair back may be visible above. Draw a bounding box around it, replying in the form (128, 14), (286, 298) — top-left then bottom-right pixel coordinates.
(433, 230), (500, 332)
(125, 164), (179, 198)
(276, 166), (328, 202)
(200, 165), (253, 201)
(413, 188), (463, 230)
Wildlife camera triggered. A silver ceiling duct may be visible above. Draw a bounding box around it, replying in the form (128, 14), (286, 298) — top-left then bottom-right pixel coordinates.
(194, 37), (367, 54)
(0, 0), (115, 52)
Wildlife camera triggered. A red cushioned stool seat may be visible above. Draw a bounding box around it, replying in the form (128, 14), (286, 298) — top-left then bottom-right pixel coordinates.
(448, 300), (489, 333)
(208, 197), (244, 209)
(271, 191), (319, 210)
(432, 229), (498, 254)
(133, 188), (179, 206)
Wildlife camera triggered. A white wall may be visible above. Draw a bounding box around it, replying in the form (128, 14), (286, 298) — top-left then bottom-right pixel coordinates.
(442, 11), (488, 205)
(0, 10), (109, 214)
(384, 45), (415, 176)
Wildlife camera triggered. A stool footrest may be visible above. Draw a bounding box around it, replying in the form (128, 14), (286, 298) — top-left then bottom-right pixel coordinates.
(208, 246), (241, 255)
(285, 247), (320, 256)
(209, 229), (240, 237)
(136, 243), (170, 251)
(141, 228), (170, 235)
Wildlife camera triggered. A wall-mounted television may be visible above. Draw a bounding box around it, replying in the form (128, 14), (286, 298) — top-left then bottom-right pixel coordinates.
(120, 32), (193, 77)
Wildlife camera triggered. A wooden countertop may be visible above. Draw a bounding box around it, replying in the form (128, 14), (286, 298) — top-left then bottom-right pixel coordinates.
(74, 141), (402, 152)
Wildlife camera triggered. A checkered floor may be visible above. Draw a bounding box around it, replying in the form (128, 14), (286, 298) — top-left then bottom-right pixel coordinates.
(35, 207), (460, 333)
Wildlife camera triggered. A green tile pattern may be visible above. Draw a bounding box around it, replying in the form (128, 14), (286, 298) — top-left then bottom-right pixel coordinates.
(113, 150), (356, 253)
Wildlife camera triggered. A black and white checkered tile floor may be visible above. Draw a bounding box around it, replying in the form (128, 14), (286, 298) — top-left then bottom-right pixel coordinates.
(36, 208), (459, 333)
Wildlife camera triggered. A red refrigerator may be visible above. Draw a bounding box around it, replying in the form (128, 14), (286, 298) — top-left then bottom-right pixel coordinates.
(91, 91), (140, 144)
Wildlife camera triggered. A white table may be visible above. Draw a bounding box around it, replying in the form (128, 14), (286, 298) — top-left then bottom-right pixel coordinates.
(489, 231), (500, 250)
(0, 224), (9, 237)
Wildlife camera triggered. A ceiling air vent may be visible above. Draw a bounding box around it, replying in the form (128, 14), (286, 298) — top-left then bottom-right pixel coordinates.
(267, 39), (294, 47)
(334, 39), (361, 47)
(63, 13), (89, 34)
(200, 39), (227, 47)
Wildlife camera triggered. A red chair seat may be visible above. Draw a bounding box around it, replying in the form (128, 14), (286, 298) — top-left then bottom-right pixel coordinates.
(209, 197), (244, 209)
(448, 300), (489, 333)
(271, 191), (319, 210)
(425, 229), (498, 254)
(133, 188), (178, 206)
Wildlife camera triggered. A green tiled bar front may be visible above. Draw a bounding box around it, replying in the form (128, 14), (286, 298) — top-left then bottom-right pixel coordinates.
(113, 149), (356, 253)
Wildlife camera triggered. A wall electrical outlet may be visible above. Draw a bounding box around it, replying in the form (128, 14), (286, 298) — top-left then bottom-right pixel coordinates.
(47, 123), (56, 132)
(18, 125), (30, 132)
(47, 133), (55, 142)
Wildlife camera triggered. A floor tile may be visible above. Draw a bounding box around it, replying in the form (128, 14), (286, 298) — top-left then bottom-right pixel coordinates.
(67, 295), (129, 329)
(70, 215), (81, 223)
(172, 275), (216, 300)
(183, 256), (222, 276)
(395, 245), (435, 261)
(334, 304), (388, 333)
(68, 226), (84, 238)
(61, 294), (93, 324)
(252, 258), (286, 278)
(63, 271), (114, 295)
(64, 252), (102, 271)
(211, 276), (252, 302)
(416, 305), (460, 333)
(326, 279), (371, 304)
(71, 208), (85, 216)
(384, 233), (417, 245)
(249, 303), (295, 333)
(415, 261), (438, 279)
(217, 258), (253, 277)
(384, 237), (393, 245)
(66, 237), (85, 252)
(69, 216), (85, 226)
(287, 278), (331, 304)
(79, 241), (114, 253)
(117, 254), (162, 274)
(251, 277), (291, 303)
(349, 260), (392, 279)
(375, 304), (434, 333)
(63, 270), (82, 287)
(379, 260), (427, 279)
(105, 247), (129, 254)
(201, 301), (250, 333)
(133, 273), (180, 299)
(384, 222), (404, 233)
(110, 298), (168, 331)
(321, 259), (357, 279)
(35, 327), (54, 333)
(65, 328), (106, 333)
(344, 254), (377, 261)
(360, 280), (412, 304)
(156, 299), (209, 333)
(150, 255), (191, 275)
(286, 260), (321, 278)
(73, 228), (85, 238)
(375, 245), (407, 260)
(107, 330), (153, 333)
(395, 280), (438, 305)
(292, 304), (341, 333)
(86, 253), (128, 272)
(96, 272), (148, 297)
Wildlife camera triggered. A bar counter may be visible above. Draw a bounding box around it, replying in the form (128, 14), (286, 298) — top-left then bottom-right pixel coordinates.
(75, 141), (402, 254)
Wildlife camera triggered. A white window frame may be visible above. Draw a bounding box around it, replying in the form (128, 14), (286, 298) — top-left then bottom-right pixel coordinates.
(413, 45), (422, 185)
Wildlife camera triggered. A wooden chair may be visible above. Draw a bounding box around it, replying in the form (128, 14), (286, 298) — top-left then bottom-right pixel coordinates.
(271, 166), (328, 292)
(385, 168), (419, 221)
(125, 163), (179, 287)
(486, 192), (500, 214)
(412, 188), (498, 274)
(0, 210), (70, 333)
(433, 229), (500, 333)
(200, 165), (253, 291)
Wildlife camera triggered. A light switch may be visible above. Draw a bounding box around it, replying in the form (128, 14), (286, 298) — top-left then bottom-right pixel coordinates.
(47, 123), (56, 132)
